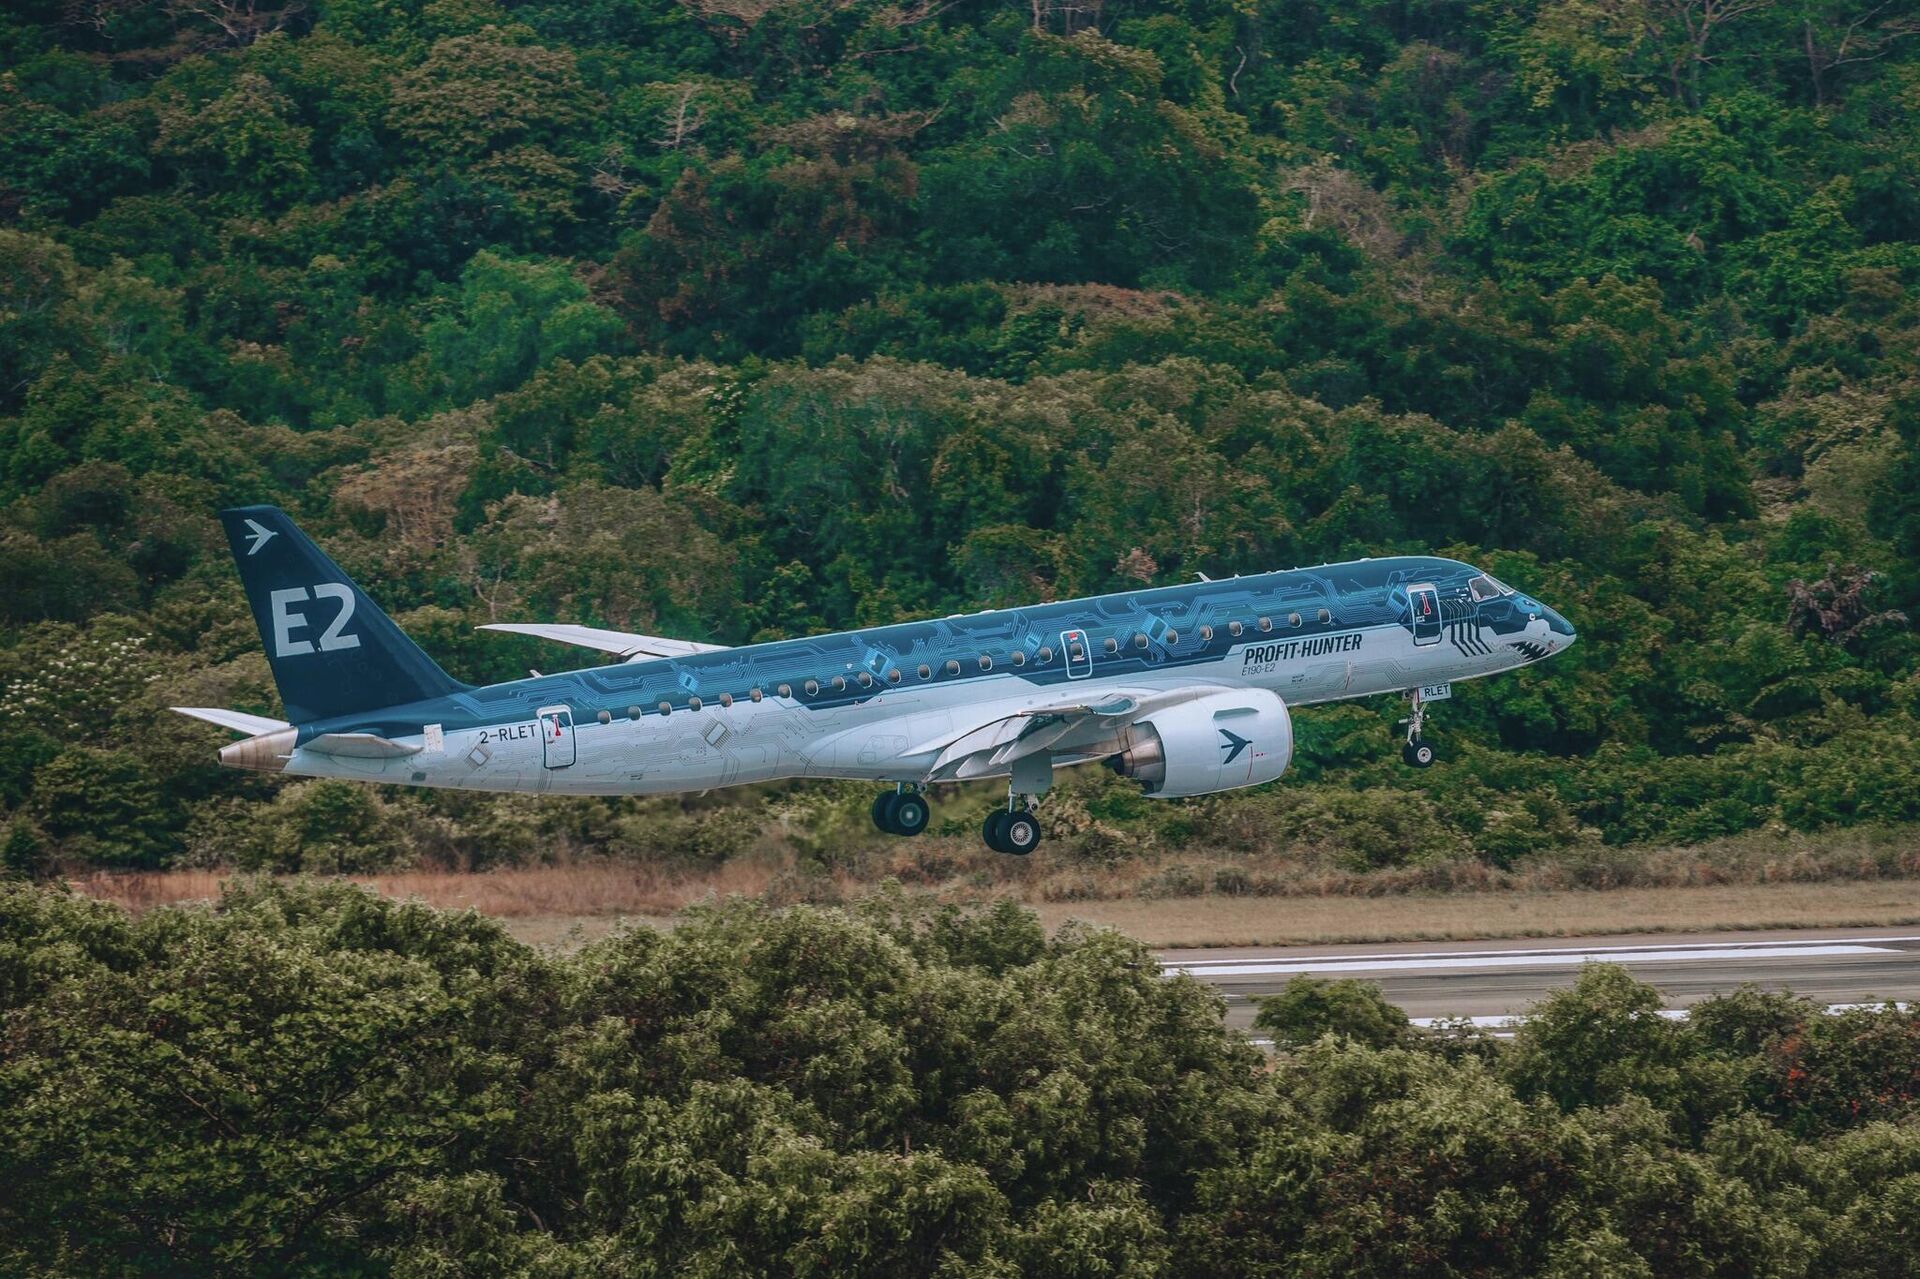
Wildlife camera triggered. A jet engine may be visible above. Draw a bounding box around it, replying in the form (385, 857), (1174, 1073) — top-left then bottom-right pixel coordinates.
(1107, 689), (1293, 798)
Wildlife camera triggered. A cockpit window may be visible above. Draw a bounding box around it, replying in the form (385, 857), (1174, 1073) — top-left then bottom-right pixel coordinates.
(1468, 574), (1512, 602)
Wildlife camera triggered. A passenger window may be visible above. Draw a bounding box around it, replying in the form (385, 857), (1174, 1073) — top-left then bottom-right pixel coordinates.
(1228, 621), (1243, 637)
(1038, 646), (1053, 662)
(1104, 637), (1119, 654)
(1318, 607), (1331, 624)
(1288, 612), (1302, 628)
(857, 672), (872, 687)
(1134, 633), (1148, 649)
(778, 683), (792, 698)
(1165, 630), (1178, 644)
(979, 655), (993, 670)
(627, 706), (642, 720)
(658, 701), (672, 716)
(830, 676), (846, 692)
(945, 659), (961, 675)
(804, 679), (819, 696)
(1199, 625), (1213, 641)
(719, 693), (733, 708)
(688, 697), (703, 712)
(1012, 650), (1025, 667)
(597, 710), (612, 724)
(1258, 616), (1272, 632)
(918, 664), (932, 679)
(887, 669), (901, 684)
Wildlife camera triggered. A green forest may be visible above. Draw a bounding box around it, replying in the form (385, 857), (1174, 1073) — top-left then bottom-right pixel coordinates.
(16, 879), (1920, 1276)
(3, 0), (1920, 875)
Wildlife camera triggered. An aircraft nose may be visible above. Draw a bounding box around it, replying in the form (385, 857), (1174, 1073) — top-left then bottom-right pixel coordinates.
(1544, 607), (1577, 644)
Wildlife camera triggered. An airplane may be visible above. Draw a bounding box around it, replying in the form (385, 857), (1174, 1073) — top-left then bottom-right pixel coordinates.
(176, 506), (1577, 855)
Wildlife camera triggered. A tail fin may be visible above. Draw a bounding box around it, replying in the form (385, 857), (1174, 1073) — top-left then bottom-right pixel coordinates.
(219, 506), (468, 723)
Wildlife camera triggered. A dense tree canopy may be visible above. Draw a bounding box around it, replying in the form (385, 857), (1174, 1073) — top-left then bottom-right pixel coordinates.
(1, 0), (1918, 872)
(10, 882), (1920, 1274)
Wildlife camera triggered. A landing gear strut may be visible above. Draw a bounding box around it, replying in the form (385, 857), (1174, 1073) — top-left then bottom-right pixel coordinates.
(984, 752), (1050, 855)
(1398, 689), (1437, 769)
(871, 785), (931, 836)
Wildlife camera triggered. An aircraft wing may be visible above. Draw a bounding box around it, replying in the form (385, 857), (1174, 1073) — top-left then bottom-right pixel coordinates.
(477, 623), (729, 661)
(907, 686), (1223, 781)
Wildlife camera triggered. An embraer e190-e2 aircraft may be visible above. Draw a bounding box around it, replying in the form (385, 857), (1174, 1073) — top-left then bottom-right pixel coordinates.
(177, 507), (1577, 855)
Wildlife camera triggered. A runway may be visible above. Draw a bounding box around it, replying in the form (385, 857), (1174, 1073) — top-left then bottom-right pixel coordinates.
(1160, 926), (1920, 1032)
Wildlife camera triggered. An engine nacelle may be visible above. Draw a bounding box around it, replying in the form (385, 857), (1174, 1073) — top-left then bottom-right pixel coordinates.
(1107, 689), (1293, 798)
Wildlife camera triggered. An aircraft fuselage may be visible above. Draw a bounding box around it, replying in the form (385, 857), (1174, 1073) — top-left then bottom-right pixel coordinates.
(271, 556), (1575, 796)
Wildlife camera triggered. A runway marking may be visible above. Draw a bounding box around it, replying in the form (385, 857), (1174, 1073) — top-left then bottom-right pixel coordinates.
(1166, 943), (1899, 979)
(1246, 1004), (1913, 1046)
(1169, 935), (1920, 969)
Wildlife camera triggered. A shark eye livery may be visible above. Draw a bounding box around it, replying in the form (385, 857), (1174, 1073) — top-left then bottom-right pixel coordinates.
(176, 507), (1575, 856)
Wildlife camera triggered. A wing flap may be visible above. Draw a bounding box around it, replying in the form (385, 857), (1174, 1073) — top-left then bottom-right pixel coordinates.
(913, 687), (1225, 781)
(478, 623), (728, 661)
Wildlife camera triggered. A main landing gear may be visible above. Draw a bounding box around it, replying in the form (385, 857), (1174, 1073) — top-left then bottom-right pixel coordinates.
(871, 786), (931, 836)
(875, 755), (1051, 855)
(982, 801), (1043, 856)
(1398, 688), (1438, 769)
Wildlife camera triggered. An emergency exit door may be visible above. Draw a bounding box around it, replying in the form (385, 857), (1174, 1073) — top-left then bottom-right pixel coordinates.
(538, 705), (575, 768)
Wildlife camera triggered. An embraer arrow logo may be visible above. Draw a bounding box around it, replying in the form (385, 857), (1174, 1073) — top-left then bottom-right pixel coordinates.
(242, 518), (277, 556)
(1219, 728), (1251, 764)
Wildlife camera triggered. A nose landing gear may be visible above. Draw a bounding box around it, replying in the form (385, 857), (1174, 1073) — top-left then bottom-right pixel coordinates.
(1398, 688), (1438, 769)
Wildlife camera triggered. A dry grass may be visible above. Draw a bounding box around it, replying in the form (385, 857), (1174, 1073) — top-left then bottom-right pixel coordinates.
(65, 831), (1920, 951)
(69, 857), (814, 920)
(1026, 880), (1920, 948)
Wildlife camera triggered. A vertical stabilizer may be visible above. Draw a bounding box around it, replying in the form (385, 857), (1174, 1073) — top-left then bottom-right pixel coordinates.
(219, 506), (468, 723)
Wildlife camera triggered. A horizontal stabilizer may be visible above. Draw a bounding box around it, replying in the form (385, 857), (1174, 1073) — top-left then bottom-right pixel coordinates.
(305, 732), (422, 759)
(478, 622), (728, 661)
(172, 706), (292, 736)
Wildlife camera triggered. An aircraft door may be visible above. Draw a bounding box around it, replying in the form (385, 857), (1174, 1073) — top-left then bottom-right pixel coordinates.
(1408, 584), (1441, 646)
(1062, 629), (1092, 679)
(538, 704), (575, 768)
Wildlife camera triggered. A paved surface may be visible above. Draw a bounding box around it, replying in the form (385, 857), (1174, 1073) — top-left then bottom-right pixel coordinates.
(1159, 926), (1920, 1031)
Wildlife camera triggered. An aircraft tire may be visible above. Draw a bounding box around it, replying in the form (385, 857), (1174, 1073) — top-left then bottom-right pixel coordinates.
(873, 791), (902, 834)
(983, 810), (1010, 853)
(1403, 739), (1437, 768)
(892, 792), (930, 836)
(1001, 811), (1042, 855)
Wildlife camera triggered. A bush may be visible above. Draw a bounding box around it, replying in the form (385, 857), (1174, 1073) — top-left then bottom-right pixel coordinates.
(232, 780), (411, 874)
(1254, 976), (1411, 1050)
(29, 746), (172, 868)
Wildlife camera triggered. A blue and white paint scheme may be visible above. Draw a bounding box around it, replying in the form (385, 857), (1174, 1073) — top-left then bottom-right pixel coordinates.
(176, 506), (1577, 854)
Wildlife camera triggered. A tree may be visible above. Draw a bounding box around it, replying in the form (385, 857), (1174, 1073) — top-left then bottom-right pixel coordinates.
(28, 747), (171, 867)
(1254, 976), (1411, 1049)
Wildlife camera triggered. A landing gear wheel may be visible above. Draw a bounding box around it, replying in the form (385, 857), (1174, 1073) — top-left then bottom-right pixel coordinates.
(891, 791), (930, 836)
(1000, 810), (1042, 855)
(983, 810), (1012, 853)
(873, 791), (902, 833)
(1398, 688), (1436, 768)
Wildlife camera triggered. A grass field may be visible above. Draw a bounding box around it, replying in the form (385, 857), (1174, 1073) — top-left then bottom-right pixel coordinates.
(69, 839), (1920, 949)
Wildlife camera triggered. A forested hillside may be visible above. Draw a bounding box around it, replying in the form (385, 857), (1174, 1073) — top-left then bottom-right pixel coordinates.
(3, 0), (1920, 873)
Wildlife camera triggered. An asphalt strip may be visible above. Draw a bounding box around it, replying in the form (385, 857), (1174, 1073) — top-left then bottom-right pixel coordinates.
(1165, 941), (1902, 979)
